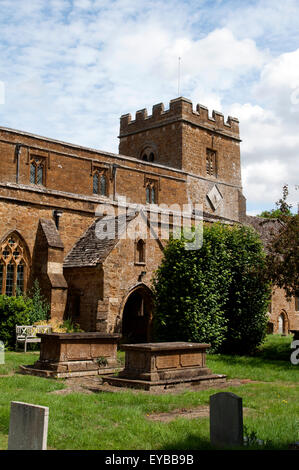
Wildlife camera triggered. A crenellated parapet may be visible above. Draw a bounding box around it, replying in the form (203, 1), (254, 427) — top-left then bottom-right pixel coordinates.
(120, 97), (240, 139)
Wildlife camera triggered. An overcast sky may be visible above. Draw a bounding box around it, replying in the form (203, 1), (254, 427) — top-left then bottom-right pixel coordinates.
(0, 0), (298, 214)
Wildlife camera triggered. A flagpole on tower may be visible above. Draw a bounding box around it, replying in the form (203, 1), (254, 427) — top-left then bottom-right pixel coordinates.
(178, 57), (181, 97)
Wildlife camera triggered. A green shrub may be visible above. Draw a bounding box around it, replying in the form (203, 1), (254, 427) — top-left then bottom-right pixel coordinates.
(24, 279), (50, 324)
(153, 223), (271, 354)
(0, 295), (32, 348)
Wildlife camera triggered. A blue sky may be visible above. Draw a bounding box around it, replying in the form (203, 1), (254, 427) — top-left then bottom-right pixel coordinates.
(0, 0), (298, 214)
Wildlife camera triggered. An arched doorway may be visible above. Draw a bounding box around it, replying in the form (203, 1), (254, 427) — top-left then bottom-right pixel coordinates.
(278, 311), (288, 335)
(121, 285), (153, 343)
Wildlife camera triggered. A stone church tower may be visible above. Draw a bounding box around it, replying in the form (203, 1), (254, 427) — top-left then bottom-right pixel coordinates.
(119, 97), (246, 222)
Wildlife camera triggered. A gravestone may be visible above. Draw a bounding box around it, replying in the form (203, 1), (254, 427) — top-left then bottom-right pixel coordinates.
(210, 392), (243, 448)
(8, 401), (49, 450)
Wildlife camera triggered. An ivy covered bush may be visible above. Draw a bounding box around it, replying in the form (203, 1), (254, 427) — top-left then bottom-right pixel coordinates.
(153, 223), (271, 354)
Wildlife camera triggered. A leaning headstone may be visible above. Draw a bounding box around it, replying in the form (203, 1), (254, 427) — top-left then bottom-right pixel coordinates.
(8, 401), (49, 450)
(210, 392), (243, 448)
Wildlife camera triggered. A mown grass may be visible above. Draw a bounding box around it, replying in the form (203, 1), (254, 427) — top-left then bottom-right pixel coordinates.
(207, 334), (297, 383)
(0, 335), (298, 450)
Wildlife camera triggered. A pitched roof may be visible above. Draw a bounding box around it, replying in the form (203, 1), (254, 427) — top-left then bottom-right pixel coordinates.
(39, 219), (64, 249)
(64, 213), (137, 268)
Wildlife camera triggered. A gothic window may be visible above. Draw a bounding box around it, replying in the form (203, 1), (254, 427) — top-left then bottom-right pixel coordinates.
(0, 234), (29, 296)
(145, 179), (158, 204)
(136, 239), (146, 264)
(30, 157), (46, 185)
(206, 149), (217, 177)
(93, 169), (108, 196)
(141, 147), (156, 162)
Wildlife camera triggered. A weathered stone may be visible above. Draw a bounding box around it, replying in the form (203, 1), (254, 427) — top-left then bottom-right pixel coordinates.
(210, 392), (243, 448)
(8, 401), (49, 450)
(105, 342), (226, 390)
(20, 332), (121, 378)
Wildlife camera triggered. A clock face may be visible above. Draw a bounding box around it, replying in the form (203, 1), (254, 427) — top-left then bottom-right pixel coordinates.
(207, 185), (223, 210)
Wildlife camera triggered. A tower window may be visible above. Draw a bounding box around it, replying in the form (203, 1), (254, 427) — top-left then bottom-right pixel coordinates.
(206, 149), (217, 176)
(140, 147), (157, 163)
(136, 239), (146, 264)
(0, 234), (29, 296)
(93, 169), (108, 196)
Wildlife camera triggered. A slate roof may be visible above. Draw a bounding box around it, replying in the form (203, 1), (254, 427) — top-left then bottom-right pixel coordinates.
(64, 213), (137, 268)
(39, 218), (64, 249)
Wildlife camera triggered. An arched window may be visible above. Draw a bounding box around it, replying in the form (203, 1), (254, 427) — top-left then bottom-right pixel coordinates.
(0, 233), (29, 296)
(93, 170), (108, 196)
(140, 147), (157, 163)
(30, 157), (45, 185)
(145, 179), (158, 204)
(206, 148), (217, 177)
(136, 239), (146, 264)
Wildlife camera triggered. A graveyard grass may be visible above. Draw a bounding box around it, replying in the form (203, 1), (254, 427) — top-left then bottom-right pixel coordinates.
(0, 335), (298, 450)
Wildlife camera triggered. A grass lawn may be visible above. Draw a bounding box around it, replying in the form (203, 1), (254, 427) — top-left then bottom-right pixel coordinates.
(0, 335), (298, 450)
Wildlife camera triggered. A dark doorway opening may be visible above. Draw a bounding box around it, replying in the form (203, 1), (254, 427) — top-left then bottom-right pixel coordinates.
(122, 286), (153, 343)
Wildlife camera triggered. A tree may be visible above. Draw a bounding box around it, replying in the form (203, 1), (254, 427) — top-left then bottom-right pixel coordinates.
(258, 185), (293, 219)
(259, 185), (299, 298)
(153, 223), (270, 354)
(265, 214), (299, 298)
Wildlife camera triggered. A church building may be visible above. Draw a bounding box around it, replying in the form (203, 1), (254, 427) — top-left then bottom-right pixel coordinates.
(0, 97), (298, 340)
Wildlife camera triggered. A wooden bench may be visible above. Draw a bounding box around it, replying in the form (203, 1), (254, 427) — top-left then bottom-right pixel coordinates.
(16, 325), (52, 352)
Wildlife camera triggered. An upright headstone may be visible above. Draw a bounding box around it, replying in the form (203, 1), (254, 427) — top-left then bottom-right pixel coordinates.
(8, 401), (49, 450)
(210, 392), (243, 448)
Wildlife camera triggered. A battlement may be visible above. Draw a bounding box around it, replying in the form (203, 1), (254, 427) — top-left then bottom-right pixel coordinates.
(120, 97), (240, 139)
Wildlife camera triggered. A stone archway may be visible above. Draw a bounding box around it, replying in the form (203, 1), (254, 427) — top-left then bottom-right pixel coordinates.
(121, 284), (153, 343)
(278, 310), (288, 335)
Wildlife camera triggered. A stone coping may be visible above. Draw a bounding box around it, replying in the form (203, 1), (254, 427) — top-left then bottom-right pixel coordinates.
(36, 332), (121, 340)
(120, 342), (211, 352)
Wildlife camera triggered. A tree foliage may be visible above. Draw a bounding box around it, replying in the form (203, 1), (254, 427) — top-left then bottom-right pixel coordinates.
(265, 214), (299, 298)
(0, 295), (32, 348)
(153, 223), (270, 354)
(259, 185), (299, 298)
(0, 279), (50, 349)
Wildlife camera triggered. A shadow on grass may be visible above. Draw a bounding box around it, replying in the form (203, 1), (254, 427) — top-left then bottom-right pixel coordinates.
(160, 434), (289, 451)
(254, 335), (294, 362)
(159, 433), (213, 451)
